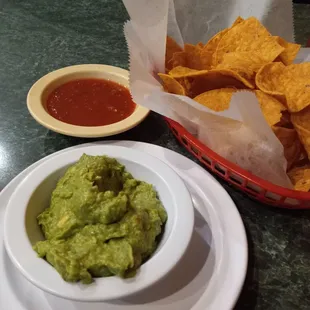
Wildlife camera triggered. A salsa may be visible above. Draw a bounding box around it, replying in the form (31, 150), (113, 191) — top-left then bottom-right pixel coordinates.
(46, 79), (136, 126)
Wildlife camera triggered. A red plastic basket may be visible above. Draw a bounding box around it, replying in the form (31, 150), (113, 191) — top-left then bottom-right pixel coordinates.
(165, 118), (310, 209)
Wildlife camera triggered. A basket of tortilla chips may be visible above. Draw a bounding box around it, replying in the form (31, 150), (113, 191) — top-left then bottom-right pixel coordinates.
(162, 17), (310, 208)
(123, 1), (310, 208)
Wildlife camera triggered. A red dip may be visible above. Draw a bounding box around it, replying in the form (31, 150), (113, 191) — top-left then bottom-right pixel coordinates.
(46, 78), (136, 126)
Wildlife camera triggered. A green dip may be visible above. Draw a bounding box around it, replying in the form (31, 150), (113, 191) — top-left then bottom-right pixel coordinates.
(34, 154), (167, 284)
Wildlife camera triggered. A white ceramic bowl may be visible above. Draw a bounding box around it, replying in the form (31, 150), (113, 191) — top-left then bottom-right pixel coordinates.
(4, 145), (194, 302)
(27, 64), (149, 138)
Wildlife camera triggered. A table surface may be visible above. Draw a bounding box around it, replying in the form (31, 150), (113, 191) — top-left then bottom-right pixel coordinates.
(1, 1), (310, 309)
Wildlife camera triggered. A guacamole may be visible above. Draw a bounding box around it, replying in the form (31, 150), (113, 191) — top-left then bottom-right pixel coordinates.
(34, 154), (167, 284)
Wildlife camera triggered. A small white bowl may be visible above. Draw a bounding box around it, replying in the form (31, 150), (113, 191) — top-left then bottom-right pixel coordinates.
(27, 64), (149, 138)
(4, 145), (194, 302)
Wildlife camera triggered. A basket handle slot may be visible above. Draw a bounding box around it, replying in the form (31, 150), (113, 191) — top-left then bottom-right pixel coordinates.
(213, 163), (228, 177)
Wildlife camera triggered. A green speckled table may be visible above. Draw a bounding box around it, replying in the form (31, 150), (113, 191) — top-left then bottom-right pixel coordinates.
(1, 1), (310, 309)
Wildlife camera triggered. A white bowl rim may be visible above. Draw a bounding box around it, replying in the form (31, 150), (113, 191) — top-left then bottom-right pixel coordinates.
(4, 145), (194, 302)
(27, 64), (149, 138)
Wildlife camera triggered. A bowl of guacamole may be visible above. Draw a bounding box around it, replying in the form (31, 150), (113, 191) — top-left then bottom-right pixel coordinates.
(34, 154), (168, 284)
(4, 145), (194, 302)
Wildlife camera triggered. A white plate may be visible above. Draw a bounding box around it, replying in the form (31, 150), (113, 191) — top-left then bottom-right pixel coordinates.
(0, 141), (248, 310)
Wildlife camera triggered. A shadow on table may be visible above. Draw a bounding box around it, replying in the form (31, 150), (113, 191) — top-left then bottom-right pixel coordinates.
(234, 226), (258, 310)
(42, 113), (169, 156)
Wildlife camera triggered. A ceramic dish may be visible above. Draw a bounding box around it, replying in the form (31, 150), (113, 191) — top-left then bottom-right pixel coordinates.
(4, 145), (194, 302)
(0, 141), (248, 310)
(27, 64), (149, 137)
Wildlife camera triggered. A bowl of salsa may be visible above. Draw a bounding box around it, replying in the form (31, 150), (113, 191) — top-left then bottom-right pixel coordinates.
(27, 64), (149, 137)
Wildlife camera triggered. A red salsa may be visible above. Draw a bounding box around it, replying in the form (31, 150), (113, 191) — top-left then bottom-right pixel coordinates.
(46, 78), (136, 126)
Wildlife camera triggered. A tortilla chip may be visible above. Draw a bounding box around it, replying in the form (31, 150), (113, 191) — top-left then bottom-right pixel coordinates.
(255, 90), (286, 126)
(291, 106), (310, 159)
(256, 62), (310, 112)
(216, 52), (268, 81)
(288, 165), (310, 184)
(158, 73), (185, 95)
(272, 126), (302, 169)
(292, 124), (310, 161)
(177, 68), (253, 98)
(282, 63), (310, 112)
(168, 66), (253, 97)
(169, 66), (209, 78)
(166, 36), (183, 70)
(212, 68), (254, 89)
(288, 165), (310, 191)
(274, 36), (301, 65)
(232, 16), (244, 27)
(255, 62), (310, 112)
(255, 62), (287, 102)
(275, 111), (293, 128)
(200, 17), (244, 70)
(196, 42), (204, 49)
(294, 148), (310, 167)
(170, 51), (188, 68)
(197, 69), (253, 96)
(201, 29), (229, 69)
(291, 106), (310, 131)
(184, 44), (203, 70)
(214, 17), (284, 65)
(178, 78), (193, 97)
(294, 178), (310, 192)
(193, 88), (236, 111)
